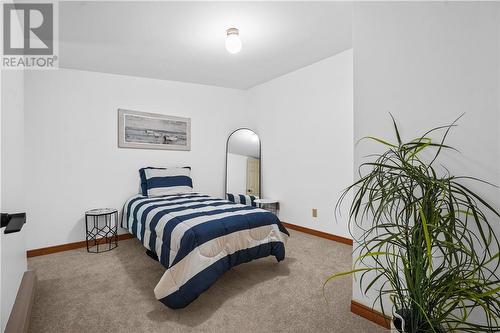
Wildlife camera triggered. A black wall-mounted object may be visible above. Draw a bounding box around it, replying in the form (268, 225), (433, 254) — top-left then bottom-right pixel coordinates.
(1, 213), (26, 234)
(1, 213), (10, 228)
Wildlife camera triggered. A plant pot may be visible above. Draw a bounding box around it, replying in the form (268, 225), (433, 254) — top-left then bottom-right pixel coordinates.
(392, 309), (410, 333)
(390, 320), (400, 333)
(391, 309), (447, 333)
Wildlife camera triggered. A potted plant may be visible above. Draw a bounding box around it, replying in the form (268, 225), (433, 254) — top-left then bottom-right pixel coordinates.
(326, 116), (500, 332)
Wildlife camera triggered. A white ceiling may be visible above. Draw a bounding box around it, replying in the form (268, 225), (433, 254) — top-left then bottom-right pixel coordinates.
(59, 1), (352, 90)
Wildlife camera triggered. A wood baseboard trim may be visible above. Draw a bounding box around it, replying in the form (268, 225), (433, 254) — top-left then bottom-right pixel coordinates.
(5, 271), (37, 333)
(281, 222), (353, 245)
(27, 223), (351, 257)
(351, 300), (391, 329)
(26, 233), (135, 258)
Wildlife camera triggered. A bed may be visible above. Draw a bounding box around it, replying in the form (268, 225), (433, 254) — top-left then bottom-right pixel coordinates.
(121, 192), (289, 309)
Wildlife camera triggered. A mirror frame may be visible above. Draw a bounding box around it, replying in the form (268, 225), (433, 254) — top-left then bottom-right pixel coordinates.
(224, 128), (262, 199)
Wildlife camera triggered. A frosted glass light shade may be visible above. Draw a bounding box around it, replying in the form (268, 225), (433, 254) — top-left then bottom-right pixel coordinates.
(225, 28), (242, 54)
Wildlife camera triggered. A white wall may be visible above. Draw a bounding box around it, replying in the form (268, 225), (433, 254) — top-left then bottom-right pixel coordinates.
(249, 49), (353, 238)
(352, 1), (500, 311)
(226, 153), (247, 195)
(0, 230), (27, 332)
(0, 65), (3, 333)
(24, 69), (249, 250)
(0, 13), (29, 329)
(24, 48), (355, 250)
(1, 70), (25, 214)
(1, 69), (28, 332)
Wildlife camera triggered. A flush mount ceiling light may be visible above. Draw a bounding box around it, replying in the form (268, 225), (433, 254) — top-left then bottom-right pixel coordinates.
(225, 27), (242, 54)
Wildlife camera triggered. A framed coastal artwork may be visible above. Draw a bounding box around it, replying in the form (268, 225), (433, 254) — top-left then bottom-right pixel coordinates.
(118, 109), (191, 151)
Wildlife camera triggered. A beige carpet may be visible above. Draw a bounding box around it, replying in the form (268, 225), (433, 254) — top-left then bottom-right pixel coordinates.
(28, 230), (388, 333)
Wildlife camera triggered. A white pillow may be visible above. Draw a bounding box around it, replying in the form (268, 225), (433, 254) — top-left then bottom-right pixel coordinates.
(141, 167), (193, 197)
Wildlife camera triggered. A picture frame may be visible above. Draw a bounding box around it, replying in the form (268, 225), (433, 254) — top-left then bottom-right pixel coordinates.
(118, 109), (191, 151)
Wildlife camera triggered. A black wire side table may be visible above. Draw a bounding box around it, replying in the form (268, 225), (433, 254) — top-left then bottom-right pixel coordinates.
(85, 208), (118, 253)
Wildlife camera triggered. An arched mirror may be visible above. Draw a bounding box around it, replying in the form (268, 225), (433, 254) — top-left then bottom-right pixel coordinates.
(225, 128), (261, 203)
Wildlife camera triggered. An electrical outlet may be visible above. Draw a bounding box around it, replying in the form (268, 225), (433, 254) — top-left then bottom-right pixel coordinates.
(312, 208), (318, 218)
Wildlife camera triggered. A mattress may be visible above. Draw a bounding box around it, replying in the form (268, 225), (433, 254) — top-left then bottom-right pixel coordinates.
(121, 193), (289, 308)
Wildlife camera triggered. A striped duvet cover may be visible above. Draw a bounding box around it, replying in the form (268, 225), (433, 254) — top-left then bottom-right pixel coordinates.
(122, 193), (289, 308)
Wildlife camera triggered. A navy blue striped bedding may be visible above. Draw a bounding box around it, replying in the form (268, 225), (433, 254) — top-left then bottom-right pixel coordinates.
(226, 193), (257, 207)
(122, 193), (289, 309)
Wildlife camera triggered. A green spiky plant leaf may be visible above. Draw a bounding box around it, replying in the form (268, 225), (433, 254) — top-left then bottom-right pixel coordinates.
(327, 115), (500, 332)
